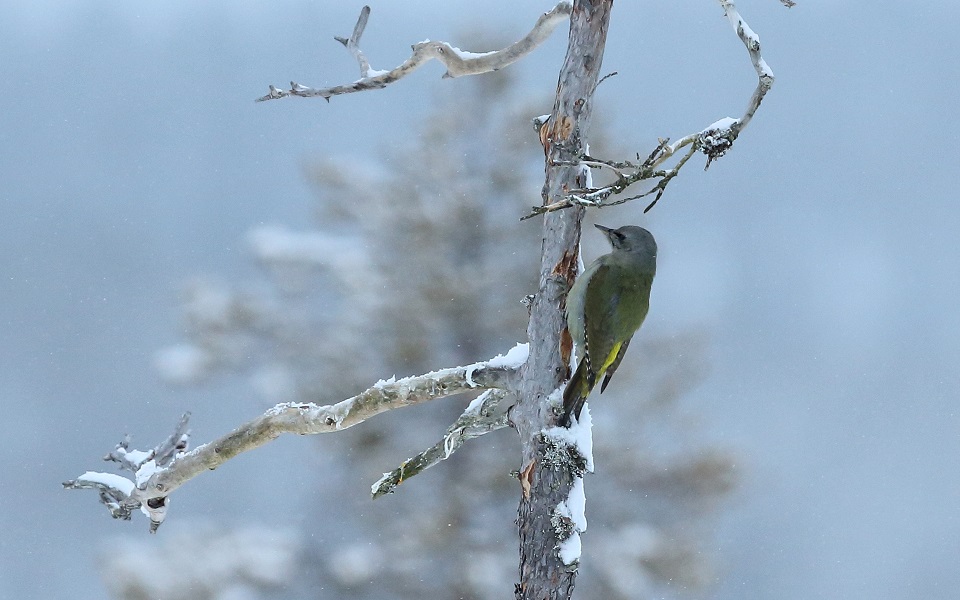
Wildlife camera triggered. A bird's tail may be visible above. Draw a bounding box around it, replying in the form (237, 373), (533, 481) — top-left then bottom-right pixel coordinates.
(560, 358), (593, 427)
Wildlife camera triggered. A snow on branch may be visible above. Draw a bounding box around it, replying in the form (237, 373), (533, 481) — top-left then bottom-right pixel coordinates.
(371, 388), (511, 499)
(65, 344), (529, 531)
(720, 0), (775, 133)
(524, 0), (783, 219)
(256, 3), (572, 103)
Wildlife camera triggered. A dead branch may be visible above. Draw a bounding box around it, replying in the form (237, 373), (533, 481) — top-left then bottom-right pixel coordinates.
(256, 2), (572, 102)
(65, 344), (528, 531)
(522, 0), (783, 220)
(371, 389), (511, 498)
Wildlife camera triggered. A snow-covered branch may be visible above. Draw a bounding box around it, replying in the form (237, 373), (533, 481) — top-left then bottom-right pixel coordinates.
(524, 0), (782, 219)
(371, 388), (511, 499)
(657, 0), (777, 166)
(719, 0), (775, 134)
(256, 3), (572, 103)
(65, 344), (529, 531)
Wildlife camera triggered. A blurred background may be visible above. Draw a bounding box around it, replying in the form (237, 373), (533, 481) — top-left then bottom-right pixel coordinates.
(3, 1), (959, 599)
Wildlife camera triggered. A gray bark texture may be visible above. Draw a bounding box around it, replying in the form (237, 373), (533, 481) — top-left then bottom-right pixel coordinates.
(513, 1), (612, 598)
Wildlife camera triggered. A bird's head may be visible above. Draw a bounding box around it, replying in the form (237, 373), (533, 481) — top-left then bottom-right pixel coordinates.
(595, 224), (657, 257)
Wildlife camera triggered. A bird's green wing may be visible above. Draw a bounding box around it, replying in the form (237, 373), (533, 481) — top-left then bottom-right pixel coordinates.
(581, 263), (623, 383)
(583, 266), (652, 391)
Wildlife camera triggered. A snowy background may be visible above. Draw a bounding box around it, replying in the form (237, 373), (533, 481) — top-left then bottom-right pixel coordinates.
(3, 1), (960, 599)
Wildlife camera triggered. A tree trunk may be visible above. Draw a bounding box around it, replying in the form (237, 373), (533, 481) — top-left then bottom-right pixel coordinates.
(513, 1), (613, 599)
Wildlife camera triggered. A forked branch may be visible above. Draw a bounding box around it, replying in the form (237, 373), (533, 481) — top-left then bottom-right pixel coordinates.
(65, 344), (528, 531)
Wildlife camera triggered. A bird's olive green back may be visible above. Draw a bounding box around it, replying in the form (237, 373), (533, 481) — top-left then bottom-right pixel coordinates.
(580, 259), (653, 372)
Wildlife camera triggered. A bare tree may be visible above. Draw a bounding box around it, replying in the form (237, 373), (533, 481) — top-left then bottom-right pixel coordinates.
(67, 2), (785, 598)
(105, 73), (734, 600)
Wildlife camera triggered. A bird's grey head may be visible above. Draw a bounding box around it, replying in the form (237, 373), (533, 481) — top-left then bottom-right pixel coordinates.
(595, 224), (657, 257)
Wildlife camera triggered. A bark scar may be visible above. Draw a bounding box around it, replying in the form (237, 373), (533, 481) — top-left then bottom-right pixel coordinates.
(553, 249), (579, 371)
(519, 459), (536, 500)
(552, 115), (574, 141)
(552, 249), (579, 287)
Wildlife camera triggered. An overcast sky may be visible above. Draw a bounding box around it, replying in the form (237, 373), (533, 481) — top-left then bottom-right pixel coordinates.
(3, 1), (959, 599)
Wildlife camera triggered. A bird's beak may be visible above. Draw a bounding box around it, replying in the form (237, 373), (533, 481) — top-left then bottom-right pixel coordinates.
(594, 224), (615, 237)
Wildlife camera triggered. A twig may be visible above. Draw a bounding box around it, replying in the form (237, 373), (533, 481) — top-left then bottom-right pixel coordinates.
(65, 344), (528, 531)
(67, 414), (192, 532)
(104, 413), (191, 473)
(371, 389), (511, 498)
(333, 6), (374, 78)
(591, 71), (618, 95)
(640, 142), (698, 212)
(257, 3), (573, 102)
